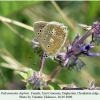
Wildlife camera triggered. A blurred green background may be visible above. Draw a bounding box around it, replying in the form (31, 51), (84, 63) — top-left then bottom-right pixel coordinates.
(0, 1), (100, 90)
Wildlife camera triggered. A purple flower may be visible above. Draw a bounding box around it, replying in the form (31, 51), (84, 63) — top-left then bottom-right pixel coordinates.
(31, 38), (39, 45)
(91, 22), (100, 46)
(56, 34), (99, 71)
(31, 39), (43, 56)
(77, 22), (100, 46)
(87, 81), (100, 90)
(28, 72), (47, 90)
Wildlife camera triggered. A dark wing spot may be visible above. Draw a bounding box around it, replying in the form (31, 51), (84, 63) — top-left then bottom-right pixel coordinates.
(43, 37), (46, 41)
(37, 32), (40, 35)
(39, 29), (43, 32)
(48, 31), (51, 34)
(47, 45), (50, 48)
(45, 54), (48, 58)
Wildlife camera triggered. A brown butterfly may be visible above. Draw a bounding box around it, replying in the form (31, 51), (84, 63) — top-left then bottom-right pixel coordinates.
(33, 21), (68, 57)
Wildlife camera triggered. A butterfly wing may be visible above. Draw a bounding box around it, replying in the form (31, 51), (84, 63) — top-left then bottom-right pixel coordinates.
(33, 21), (48, 46)
(41, 21), (68, 56)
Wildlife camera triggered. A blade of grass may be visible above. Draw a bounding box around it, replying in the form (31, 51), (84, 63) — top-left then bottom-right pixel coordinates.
(0, 16), (33, 31)
(51, 0), (76, 33)
(2, 22), (30, 43)
(0, 53), (29, 72)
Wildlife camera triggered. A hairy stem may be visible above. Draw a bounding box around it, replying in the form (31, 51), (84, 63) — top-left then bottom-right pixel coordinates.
(38, 51), (45, 75)
(47, 65), (63, 84)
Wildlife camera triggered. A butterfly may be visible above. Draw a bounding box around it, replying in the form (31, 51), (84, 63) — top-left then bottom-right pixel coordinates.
(33, 21), (68, 57)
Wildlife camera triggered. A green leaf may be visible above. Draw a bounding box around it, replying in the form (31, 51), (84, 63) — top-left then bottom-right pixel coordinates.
(45, 85), (54, 90)
(27, 68), (33, 77)
(26, 83), (33, 90)
(15, 71), (27, 79)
